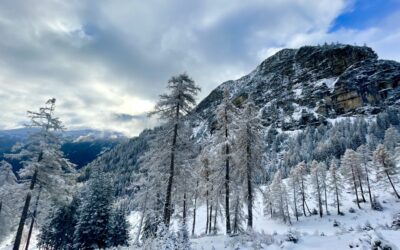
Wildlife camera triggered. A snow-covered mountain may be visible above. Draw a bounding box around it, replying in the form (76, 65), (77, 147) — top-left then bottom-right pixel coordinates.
(83, 44), (400, 199)
(1, 44), (400, 249)
(0, 128), (126, 171)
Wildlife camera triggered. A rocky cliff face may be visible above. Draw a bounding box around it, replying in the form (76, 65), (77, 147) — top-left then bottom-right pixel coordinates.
(195, 44), (400, 130)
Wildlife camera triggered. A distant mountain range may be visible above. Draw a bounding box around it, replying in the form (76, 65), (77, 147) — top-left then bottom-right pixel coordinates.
(0, 128), (127, 171)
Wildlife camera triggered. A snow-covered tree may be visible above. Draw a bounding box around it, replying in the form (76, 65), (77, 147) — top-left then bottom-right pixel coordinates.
(6, 98), (76, 250)
(38, 196), (80, 250)
(176, 220), (192, 250)
(357, 144), (374, 208)
(341, 149), (362, 208)
(289, 167), (300, 221)
(292, 161), (311, 216)
(269, 170), (290, 223)
(108, 207), (130, 248)
(310, 160), (324, 217)
(213, 86), (239, 234)
(328, 160), (344, 215)
(384, 126), (400, 153)
(149, 73), (200, 227)
(73, 173), (114, 249)
(234, 100), (263, 230)
(373, 144), (400, 199)
(132, 129), (169, 241)
(319, 162), (329, 215)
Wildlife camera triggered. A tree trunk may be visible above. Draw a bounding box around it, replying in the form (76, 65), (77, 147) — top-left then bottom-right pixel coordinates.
(163, 104), (180, 227)
(224, 124), (231, 234)
(293, 186), (299, 221)
(324, 184), (328, 215)
(209, 205), (213, 234)
(183, 192), (187, 224)
(364, 165), (373, 208)
(25, 187), (42, 250)
(13, 164), (39, 250)
(213, 205), (217, 234)
(205, 199), (209, 234)
(357, 174), (366, 202)
(225, 145), (231, 234)
(385, 170), (400, 199)
(316, 174), (323, 218)
(192, 181), (198, 236)
(285, 194), (292, 225)
(351, 167), (361, 209)
(335, 183), (341, 215)
(246, 139), (253, 229)
(300, 178), (307, 216)
(233, 197), (239, 234)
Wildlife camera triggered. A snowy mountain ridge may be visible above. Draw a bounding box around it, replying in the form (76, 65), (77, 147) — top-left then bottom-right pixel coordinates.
(83, 44), (400, 199)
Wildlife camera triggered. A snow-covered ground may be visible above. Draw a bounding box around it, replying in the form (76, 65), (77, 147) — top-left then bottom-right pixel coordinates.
(2, 183), (400, 250)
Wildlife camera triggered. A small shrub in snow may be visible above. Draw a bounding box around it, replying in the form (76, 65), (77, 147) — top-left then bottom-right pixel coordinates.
(349, 207), (356, 213)
(285, 230), (299, 243)
(372, 196), (384, 211)
(333, 220), (340, 227)
(391, 212), (400, 230)
(362, 221), (373, 231)
(311, 208), (318, 215)
(226, 231), (274, 249)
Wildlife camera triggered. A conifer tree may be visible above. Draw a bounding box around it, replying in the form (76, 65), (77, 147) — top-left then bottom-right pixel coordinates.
(38, 196), (80, 250)
(292, 161), (311, 216)
(150, 73), (200, 227)
(214, 86), (238, 234)
(8, 98), (75, 250)
(310, 161), (324, 217)
(235, 100), (263, 230)
(373, 144), (400, 199)
(357, 145), (374, 207)
(341, 149), (362, 208)
(108, 207), (130, 248)
(269, 170), (290, 223)
(328, 160), (344, 215)
(73, 174), (113, 249)
(384, 126), (400, 153)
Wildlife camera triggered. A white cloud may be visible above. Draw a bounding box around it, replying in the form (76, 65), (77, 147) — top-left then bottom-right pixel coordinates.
(0, 0), (398, 136)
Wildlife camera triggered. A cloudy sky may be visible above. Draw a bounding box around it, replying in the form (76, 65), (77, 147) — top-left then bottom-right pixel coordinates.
(0, 0), (399, 136)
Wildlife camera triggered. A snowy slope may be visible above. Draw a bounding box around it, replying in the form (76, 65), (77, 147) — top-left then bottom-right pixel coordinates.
(2, 171), (400, 250)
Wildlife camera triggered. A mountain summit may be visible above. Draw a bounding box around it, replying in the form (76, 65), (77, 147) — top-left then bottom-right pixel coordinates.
(196, 44), (400, 130)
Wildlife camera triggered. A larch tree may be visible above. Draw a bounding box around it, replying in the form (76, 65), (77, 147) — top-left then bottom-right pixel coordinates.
(270, 170), (290, 223)
(293, 161), (311, 216)
(310, 160), (324, 218)
(289, 167), (300, 221)
(149, 73), (200, 227)
(319, 162), (329, 215)
(6, 98), (76, 250)
(328, 160), (344, 215)
(357, 144), (374, 207)
(213, 86), (238, 234)
(384, 126), (400, 153)
(341, 149), (362, 208)
(234, 100), (263, 230)
(373, 144), (400, 199)
(132, 127), (171, 241)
